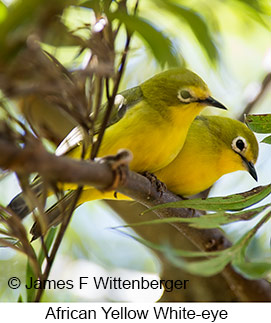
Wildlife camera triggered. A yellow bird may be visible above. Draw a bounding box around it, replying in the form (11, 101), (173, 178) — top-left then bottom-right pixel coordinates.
(27, 115), (259, 238)
(155, 115), (258, 196)
(73, 115), (259, 201)
(56, 68), (226, 173)
(9, 68), (226, 217)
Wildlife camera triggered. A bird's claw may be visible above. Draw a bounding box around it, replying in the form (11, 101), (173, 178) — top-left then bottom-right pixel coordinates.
(142, 171), (167, 197)
(96, 149), (133, 191)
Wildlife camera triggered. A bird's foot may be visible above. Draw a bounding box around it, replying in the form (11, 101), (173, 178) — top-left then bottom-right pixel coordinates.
(141, 171), (167, 197)
(97, 149), (133, 191)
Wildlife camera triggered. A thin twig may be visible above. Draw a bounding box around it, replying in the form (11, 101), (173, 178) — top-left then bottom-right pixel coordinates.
(90, 0), (139, 159)
(90, 34), (131, 159)
(239, 72), (271, 121)
(34, 187), (83, 302)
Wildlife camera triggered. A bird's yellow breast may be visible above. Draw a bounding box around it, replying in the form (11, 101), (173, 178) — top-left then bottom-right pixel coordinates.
(156, 143), (246, 196)
(97, 101), (203, 173)
(155, 138), (222, 196)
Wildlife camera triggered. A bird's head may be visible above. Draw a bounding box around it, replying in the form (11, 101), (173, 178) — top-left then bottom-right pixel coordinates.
(140, 68), (227, 115)
(211, 116), (259, 181)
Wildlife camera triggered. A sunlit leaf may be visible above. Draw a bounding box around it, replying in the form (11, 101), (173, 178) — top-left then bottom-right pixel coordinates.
(261, 135), (271, 144)
(166, 250), (232, 276)
(157, 1), (218, 63)
(144, 185), (271, 213)
(245, 114), (271, 133)
(0, 1), (7, 24)
(232, 0), (270, 28)
(235, 0), (263, 12)
(109, 11), (180, 67)
(233, 260), (271, 279)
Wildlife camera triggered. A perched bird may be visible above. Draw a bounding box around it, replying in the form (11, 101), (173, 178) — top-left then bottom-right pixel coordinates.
(56, 68), (226, 172)
(155, 115), (258, 195)
(64, 115), (259, 201)
(28, 115), (259, 238)
(9, 68), (226, 217)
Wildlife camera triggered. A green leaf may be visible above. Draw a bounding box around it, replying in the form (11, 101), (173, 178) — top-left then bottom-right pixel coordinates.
(17, 294), (23, 302)
(26, 227), (56, 302)
(144, 185), (271, 213)
(166, 250), (232, 277)
(26, 256), (37, 302)
(233, 260), (271, 279)
(109, 11), (180, 67)
(261, 135), (271, 144)
(235, 0), (263, 12)
(158, 1), (218, 63)
(231, 209), (271, 279)
(245, 114), (271, 133)
(233, 0), (270, 28)
(123, 204), (270, 229)
(0, 1), (7, 24)
(37, 227), (57, 265)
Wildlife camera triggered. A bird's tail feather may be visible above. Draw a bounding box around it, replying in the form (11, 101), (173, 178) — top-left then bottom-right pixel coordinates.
(30, 188), (131, 240)
(8, 180), (44, 219)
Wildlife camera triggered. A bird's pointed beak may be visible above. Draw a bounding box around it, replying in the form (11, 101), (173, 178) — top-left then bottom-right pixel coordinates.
(246, 160), (258, 181)
(241, 156), (258, 181)
(201, 96), (227, 110)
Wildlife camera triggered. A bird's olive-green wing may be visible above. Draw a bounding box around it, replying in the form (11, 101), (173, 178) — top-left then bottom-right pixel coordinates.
(56, 85), (144, 156)
(93, 85), (143, 134)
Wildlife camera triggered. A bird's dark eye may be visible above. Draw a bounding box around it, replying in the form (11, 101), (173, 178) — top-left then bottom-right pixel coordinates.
(236, 139), (245, 151)
(232, 136), (247, 153)
(178, 89), (193, 103)
(180, 90), (192, 99)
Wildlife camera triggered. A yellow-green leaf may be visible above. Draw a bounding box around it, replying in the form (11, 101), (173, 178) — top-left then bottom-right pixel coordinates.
(144, 185), (271, 213)
(261, 135), (271, 144)
(245, 114), (271, 133)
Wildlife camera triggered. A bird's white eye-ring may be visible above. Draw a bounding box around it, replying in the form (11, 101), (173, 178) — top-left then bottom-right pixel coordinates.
(177, 89), (194, 103)
(232, 136), (247, 153)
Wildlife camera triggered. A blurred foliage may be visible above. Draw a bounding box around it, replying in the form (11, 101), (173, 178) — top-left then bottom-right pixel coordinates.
(0, 0), (271, 302)
(119, 190), (271, 278)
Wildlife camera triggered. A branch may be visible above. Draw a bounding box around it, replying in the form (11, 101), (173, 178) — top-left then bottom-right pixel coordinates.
(0, 136), (270, 301)
(239, 72), (271, 121)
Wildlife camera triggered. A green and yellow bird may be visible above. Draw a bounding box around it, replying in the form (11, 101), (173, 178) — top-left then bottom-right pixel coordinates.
(27, 115), (259, 238)
(155, 115), (258, 195)
(56, 68), (226, 172)
(9, 68), (226, 216)
(66, 115), (259, 202)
